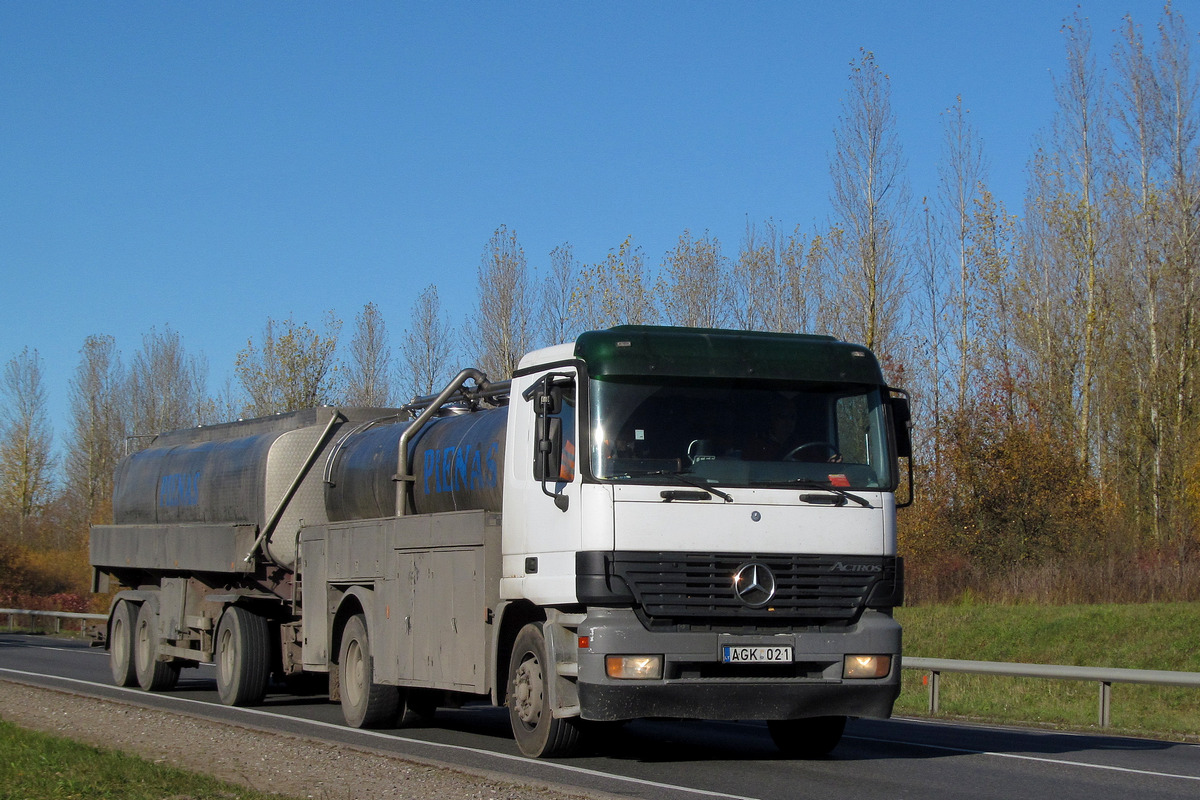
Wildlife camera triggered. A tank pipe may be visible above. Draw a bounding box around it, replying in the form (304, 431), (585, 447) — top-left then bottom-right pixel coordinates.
(243, 409), (345, 565)
(393, 368), (505, 516)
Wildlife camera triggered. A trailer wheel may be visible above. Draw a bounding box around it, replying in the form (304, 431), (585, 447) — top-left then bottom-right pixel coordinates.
(767, 715), (846, 758)
(108, 600), (138, 687)
(133, 601), (180, 692)
(507, 622), (581, 758)
(338, 614), (400, 728)
(215, 606), (271, 706)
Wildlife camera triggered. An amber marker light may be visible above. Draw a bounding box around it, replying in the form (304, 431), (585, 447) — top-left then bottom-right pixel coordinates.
(605, 655), (664, 680)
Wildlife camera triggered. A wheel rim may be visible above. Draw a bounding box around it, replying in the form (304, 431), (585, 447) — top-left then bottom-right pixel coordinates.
(112, 616), (128, 667)
(135, 617), (151, 672)
(217, 627), (234, 683)
(344, 639), (366, 709)
(512, 652), (543, 728)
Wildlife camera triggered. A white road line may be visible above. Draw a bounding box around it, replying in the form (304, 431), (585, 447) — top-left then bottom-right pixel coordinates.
(0, 667), (759, 800)
(845, 733), (1200, 783)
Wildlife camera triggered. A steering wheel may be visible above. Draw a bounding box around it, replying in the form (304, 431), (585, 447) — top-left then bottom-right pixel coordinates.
(783, 441), (840, 462)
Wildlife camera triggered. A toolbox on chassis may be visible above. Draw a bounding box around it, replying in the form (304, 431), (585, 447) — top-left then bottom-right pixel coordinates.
(91, 325), (911, 758)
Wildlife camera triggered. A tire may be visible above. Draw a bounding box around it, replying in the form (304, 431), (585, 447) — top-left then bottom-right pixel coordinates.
(767, 715), (847, 758)
(108, 600), (138, 687)
(338, 614), (400, 728)
(507, 622), (581, 758)
(133, 601), (180, 692)
(215, 606), (271, 706)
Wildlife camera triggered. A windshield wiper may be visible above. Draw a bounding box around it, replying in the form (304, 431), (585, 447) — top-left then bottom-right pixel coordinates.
(794, 480), (873, 508)
(625, 469), (734, 503)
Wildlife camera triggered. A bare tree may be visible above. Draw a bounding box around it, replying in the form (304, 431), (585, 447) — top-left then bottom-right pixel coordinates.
(0, 348), (56, 541)
(939, 96), (988, 411)
(126, 326), (209, 437)
(540, 243), (580, 346)
(400, 285), (456, 400)
(474, 226), (533, 379)
(658, 229), (732, 328)
(236, 313), (342, 416)
(64, 335), (125, 526)
(828, 49), (913, 356)
(1054, 14), (1110, 468)
(344, 302), (394, 407)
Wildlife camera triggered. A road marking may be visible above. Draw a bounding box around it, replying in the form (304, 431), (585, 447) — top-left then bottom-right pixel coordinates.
(0, 667), (759, 800)
(845, 733), (1200, 783)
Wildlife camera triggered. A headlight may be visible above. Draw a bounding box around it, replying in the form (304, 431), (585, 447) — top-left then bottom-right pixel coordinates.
(605, 655), (664, 680)
(843, 655), (891, 679)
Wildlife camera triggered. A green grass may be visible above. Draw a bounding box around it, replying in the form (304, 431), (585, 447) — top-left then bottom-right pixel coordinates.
(0, 719), (297, 800)
(894, 603), (1200, 740)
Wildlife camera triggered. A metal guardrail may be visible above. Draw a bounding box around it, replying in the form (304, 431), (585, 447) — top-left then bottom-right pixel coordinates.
(1, 608), (106, 635)
(3, 609), (1197, 729)
(905, 656), (1200, 728)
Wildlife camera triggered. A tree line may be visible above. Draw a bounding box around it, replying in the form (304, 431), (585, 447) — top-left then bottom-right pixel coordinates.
(3, 6), (1199, 606)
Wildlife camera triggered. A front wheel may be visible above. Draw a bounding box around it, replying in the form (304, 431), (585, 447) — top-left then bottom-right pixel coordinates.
(507, 623), (581, 758)
(338, 614), (401, 728)
(767, 715), (846, 758)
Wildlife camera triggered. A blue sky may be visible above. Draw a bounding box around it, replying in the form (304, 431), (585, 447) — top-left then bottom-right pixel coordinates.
(0, 1), (1187, 449)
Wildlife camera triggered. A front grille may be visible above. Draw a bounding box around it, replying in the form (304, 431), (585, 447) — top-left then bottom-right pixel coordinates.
(606, 551), (897, 627)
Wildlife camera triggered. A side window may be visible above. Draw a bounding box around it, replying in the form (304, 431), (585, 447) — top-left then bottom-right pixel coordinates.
(532, 381), (576, 482)
(835, 394), (870, 464)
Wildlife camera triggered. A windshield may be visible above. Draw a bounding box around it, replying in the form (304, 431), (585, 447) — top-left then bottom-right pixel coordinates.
(589, 376), (895, 490)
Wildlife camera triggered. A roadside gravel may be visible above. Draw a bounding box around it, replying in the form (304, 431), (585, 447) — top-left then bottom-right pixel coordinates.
(0, 680), (604, 800)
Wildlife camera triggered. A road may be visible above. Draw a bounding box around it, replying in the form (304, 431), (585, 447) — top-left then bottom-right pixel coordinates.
(2, 632), (1198, 800)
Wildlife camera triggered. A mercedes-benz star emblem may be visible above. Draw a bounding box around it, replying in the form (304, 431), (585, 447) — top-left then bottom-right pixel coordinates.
(732, 562), (776, 608)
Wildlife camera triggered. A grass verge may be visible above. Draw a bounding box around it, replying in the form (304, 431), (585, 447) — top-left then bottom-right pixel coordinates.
(894, 602), (1200, 741)
(0, 718), (296, 800)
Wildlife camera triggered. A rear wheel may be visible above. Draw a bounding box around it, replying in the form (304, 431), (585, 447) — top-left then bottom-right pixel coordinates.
(133, 601), (180, 691)
(507, 622), (581, 758)
(215, 606), (271, 706)
(108, 600), (138, 687)
(338, 614), (400, 728)
(767, 715), (846, 758)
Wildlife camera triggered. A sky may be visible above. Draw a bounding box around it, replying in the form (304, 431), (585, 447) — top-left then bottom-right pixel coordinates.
(0, 0), (1190, 455)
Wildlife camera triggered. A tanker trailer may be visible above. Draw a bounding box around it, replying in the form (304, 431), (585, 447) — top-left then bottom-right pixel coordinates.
(93, 326), (912, 760)
(90, 370), (510, 705)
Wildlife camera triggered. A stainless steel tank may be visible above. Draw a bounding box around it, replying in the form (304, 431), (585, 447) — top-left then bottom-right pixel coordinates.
(109, 405), (509, 569)
(325, 406), (507, 520)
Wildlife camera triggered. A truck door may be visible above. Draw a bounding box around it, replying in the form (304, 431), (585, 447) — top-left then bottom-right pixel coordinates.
(517, 371), (583, 605)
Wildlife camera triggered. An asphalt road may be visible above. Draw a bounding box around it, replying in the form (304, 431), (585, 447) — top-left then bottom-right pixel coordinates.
(2, 632), (1198, 800)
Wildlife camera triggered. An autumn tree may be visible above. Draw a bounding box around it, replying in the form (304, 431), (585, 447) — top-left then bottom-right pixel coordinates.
(827, 49), (913, 358)
(540, 243), (581, 345)
(64, 335), (125, 527)
(474, 225), (533, 379)
(400, 285), (456, 400)
(236, 313), (342, 416)
(658, 229), (732, 328)
(344, 302), (394, 407)
(572, 236), (655, 330)
(126, 326), (211, 437)
(0, 348), (56, 542)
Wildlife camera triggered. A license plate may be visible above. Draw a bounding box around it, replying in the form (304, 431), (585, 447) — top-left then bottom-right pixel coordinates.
(722, 646), (793, 663)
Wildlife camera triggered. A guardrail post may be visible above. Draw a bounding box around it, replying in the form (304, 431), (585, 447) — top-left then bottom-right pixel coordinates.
(1098, 681), (1112, 727)
(927, 670), (941, 714)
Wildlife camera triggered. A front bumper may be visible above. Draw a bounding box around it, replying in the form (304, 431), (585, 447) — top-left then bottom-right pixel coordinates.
(575, 607), (901, 722)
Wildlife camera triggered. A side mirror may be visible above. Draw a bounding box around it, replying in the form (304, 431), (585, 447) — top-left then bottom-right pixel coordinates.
(524, 373), (574, 512)
(887, 390), (913, 508)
